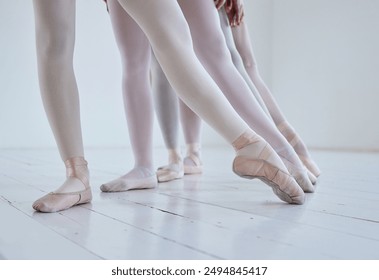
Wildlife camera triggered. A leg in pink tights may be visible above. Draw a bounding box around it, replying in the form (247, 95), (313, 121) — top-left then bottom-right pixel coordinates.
(112, 0), (305, 204)
(100, 0), (157, 192)
(151, 54), (203, 182)
(151, 53), (184, 182)
(179, 100), (203, 175)
(32, 0), (91, 212)
(218, 8), (271, 117)
(178, 0), (314, 192)
(231, 18), (321, 177)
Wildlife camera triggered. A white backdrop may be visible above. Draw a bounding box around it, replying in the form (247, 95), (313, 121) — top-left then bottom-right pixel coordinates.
(0, 0), (378, 151)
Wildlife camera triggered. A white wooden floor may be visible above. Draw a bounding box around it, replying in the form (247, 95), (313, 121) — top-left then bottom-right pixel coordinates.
(0, 147), (378, 260)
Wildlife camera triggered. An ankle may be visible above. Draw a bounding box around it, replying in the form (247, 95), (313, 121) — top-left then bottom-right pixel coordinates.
(186, 143), (201, 156)
(64, 156), (89, 187)
(167, 149), (182, 164)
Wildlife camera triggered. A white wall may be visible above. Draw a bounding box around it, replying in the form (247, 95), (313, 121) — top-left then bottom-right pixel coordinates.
(271, 0), (379, 151)
(1, 0), (377, 151)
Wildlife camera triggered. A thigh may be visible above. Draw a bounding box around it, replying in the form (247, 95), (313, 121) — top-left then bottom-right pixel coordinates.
(108, 0), (151, 64)
(33, 0), (76, 47)
(178, 0), (229, 59)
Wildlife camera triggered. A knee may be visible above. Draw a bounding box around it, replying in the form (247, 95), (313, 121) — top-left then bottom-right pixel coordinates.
(36, 28), (74, 61)
(194, 34), (231, 64)
(240, 55), (257, 72)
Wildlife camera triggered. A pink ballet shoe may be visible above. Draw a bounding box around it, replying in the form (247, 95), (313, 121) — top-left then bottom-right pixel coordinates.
(299, 155), (321, 178)
(232, 131), (305, 205)
(156, 163), (184, 182)
(278, 155), (315, 193)
(277, 121), (321, 177)
(307, 169), (317, 185)
(183, 154), (203, 174)
(32, 157), (92, 213)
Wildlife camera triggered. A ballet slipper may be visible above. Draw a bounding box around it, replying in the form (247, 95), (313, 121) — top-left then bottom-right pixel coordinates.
(278, 154), (315, 193)
(299, 154), (321, 178)
(307, 169), (317, 185)
(100, 167), (157, 192)
(277, 121), (321, 177)
(232, 131), (305, 205)
(32, 157), (92, 213)
(156, 163), (184, 182)
(183, 153), (203, 174)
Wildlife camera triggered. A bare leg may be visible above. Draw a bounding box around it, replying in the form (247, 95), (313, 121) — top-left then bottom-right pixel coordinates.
(100, 0), (157, 192)
(32, 0), (91, 212)
(232, 20), (321, 177)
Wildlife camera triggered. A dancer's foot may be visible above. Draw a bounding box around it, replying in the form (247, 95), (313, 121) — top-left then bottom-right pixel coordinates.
(100, 166), (157, 192)
(157, 163), (184, 182)
(232, 131), (305, 205)
(156, 149), (184, 182)
(33, 157), (92, 213)
(184, 154), (203, 174)
(183, 144), (203, 174)
(278, 121), (321, 177)
(277, 151), (315, 193)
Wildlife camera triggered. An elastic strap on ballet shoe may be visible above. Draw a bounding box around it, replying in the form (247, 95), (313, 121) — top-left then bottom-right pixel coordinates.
(277, 121), (300, 147)
(232, 130), (260, 151)
(64, 157), (89, 189)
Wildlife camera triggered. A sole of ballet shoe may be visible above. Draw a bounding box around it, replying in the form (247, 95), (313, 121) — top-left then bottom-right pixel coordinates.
(233, 156), (305, 205)
(32, 188), (92, 213)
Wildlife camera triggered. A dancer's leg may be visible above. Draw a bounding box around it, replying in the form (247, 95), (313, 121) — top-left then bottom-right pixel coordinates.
(231, 20), (321, 177)
(115, 0), (305, 204)
(32, 0), (91, 212)
(151, 53), (184, 182)
(218, 8), (271, 117)
(178, 0), (313, 192)
(179, 100), (203, 174)
(101, 0), (157, 192)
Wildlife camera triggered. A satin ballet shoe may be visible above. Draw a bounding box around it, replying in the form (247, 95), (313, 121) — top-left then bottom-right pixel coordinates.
(299, 155), (321, 178)
(307, 169), (317, 185)
(100, 172), (157, 192)
(277, 121), (321, 177)
(232, 131), (305, 205)
(32, 157), (92, 213)
(278, 155), (315, 193)
(183, 154), (203, 174)
(156, 163), (184, 182)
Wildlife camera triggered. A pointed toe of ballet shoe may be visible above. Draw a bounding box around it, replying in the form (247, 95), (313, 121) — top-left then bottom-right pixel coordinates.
(271, 170), (306, 204)
(294, 174), (314, 193)
(100, 184), (110, 192)
(300, 155), (321, 177)
(308, 170), (317, 185)
(233, 156), (305, 205)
